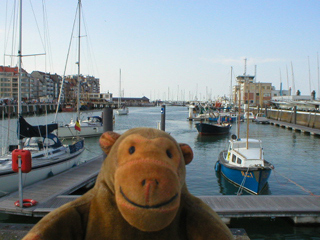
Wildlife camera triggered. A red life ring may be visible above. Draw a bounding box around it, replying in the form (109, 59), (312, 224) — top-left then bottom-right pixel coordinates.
(14, 199), (38, 208)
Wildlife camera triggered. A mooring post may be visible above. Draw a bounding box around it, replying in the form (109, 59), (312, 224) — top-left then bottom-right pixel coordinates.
(160, 105), (166, 131)
(264, 106), (267, 117)
(293, 106), (297, 124)
(102, 107), (113, 158)
(103, 107), (113, 132)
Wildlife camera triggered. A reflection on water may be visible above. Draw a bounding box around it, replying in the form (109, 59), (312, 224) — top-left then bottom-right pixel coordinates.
(196, 134), (230, 143)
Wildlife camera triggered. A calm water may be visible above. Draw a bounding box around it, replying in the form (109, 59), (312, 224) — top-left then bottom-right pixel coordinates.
(1, 106), (320, 239)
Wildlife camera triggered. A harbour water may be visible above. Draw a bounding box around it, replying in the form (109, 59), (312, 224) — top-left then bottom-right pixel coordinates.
(1, 106), (320, 239)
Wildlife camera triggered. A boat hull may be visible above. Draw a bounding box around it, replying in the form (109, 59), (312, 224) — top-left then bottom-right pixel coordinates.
(57, 126), (104, 138)
(216, 152), (273, 194)
(0, 139), (85, 197)
(116, 108), (129, 115)
(195, 123), (231, 135)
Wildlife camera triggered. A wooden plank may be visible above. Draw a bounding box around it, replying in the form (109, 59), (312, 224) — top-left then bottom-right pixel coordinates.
(0, 155), (103, 215)
(199, 196), (320, 217)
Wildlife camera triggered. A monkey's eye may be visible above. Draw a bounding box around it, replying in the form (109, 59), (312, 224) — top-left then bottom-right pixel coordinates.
(166, 149), (173, 158)
(129, 146), (135, 154)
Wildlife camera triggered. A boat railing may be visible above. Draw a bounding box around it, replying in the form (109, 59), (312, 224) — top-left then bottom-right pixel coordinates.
(222, 151), (228, 159)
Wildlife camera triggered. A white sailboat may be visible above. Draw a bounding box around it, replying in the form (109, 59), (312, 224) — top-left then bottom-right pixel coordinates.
(0, 0), (85, 198)
(116, 69), (129, 115)
(56, 0), (104, 138)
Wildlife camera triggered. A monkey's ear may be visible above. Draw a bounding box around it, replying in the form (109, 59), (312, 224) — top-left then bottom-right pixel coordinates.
(99, 131), (121, 154)
(179, 143), (193, 165)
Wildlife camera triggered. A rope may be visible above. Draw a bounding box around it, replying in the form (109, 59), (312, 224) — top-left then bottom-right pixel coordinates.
(273, 169), (318, 196)
(237, 167), (250, 195)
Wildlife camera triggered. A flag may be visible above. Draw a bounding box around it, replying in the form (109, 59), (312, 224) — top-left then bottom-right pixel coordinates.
(75, 120), (81, 131)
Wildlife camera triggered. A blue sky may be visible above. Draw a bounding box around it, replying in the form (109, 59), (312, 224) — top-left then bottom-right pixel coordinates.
(1, 0), (320, 100)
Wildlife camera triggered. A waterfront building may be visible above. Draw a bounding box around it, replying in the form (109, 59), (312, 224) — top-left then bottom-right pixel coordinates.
(233, 74), (272, 107)
(31, 71), (61, 101)
(0, 66), (32, 101)
(0, 65), (105, 104)
(112, 96), (151, 106)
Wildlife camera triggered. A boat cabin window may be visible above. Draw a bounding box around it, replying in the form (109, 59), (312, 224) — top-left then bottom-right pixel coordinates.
(43, 138), (55, 147)
(232, 154), (236, 163)
(237, 158), (242, 164)
(24, 137), (42, 147)
(233, 142), (261, 149)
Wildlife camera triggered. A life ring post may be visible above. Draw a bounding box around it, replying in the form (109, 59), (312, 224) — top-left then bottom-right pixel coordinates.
(11, 149), (32, 208)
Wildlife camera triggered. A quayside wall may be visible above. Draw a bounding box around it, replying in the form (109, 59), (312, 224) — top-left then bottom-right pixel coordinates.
(266, 108), (320, 130)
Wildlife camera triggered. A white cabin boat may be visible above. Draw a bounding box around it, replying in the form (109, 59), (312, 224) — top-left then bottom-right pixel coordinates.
(0, 117), (84, 197)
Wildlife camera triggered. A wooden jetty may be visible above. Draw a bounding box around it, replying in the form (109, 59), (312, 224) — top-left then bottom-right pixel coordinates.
(200, 195), (320, 224)
(0, 155), (103, 217)
(0, 152), (319, 225)
(267, 118), (320, 136)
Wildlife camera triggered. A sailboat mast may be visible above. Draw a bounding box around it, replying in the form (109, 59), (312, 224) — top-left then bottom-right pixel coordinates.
(308, 56), (311, 94)
(237, 88), (241, 139)
(230, 66), (233, 105)
(77, 0), (81, 125)
(318, 52), (320, 100)
(118, 69), (121, 108)
(18, 0), (23, 148)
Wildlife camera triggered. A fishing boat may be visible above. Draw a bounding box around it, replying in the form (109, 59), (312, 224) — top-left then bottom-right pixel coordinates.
(215, 90), (274, 194)
(243, 112), (255, 121)
(215, 136), (273, 194)
(195, 122), (231, 135)
(116, 69), (129, 115)
(208, 112), (238, 123)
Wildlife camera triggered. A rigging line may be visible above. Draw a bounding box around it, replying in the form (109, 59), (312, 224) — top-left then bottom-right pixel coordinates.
(237, 167), (250, 195)
(3, 0), (10, 65)
(28, 0), (46, 54)
(42, 0), (55, 72)
(9, 0), (18, 67)
(54, 4), (79, 122)
(81, 10), (97, 76)
(273, 169), (318, 196)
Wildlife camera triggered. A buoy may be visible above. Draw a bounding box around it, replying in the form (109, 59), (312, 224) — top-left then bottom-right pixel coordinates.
(14, 199), (38, 208)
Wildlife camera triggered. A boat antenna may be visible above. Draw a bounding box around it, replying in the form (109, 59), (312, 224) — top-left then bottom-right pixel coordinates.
(243, 58), (247, 75)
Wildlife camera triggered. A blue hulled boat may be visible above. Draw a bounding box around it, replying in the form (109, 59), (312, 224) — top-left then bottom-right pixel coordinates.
(215, 137), (274, 194)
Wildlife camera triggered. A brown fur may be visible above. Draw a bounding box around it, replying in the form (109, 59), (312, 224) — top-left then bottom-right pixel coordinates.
(23, 128), (234, 240)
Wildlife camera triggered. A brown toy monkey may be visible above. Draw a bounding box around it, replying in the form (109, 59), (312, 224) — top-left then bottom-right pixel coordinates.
(23, 128), (234, 240)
